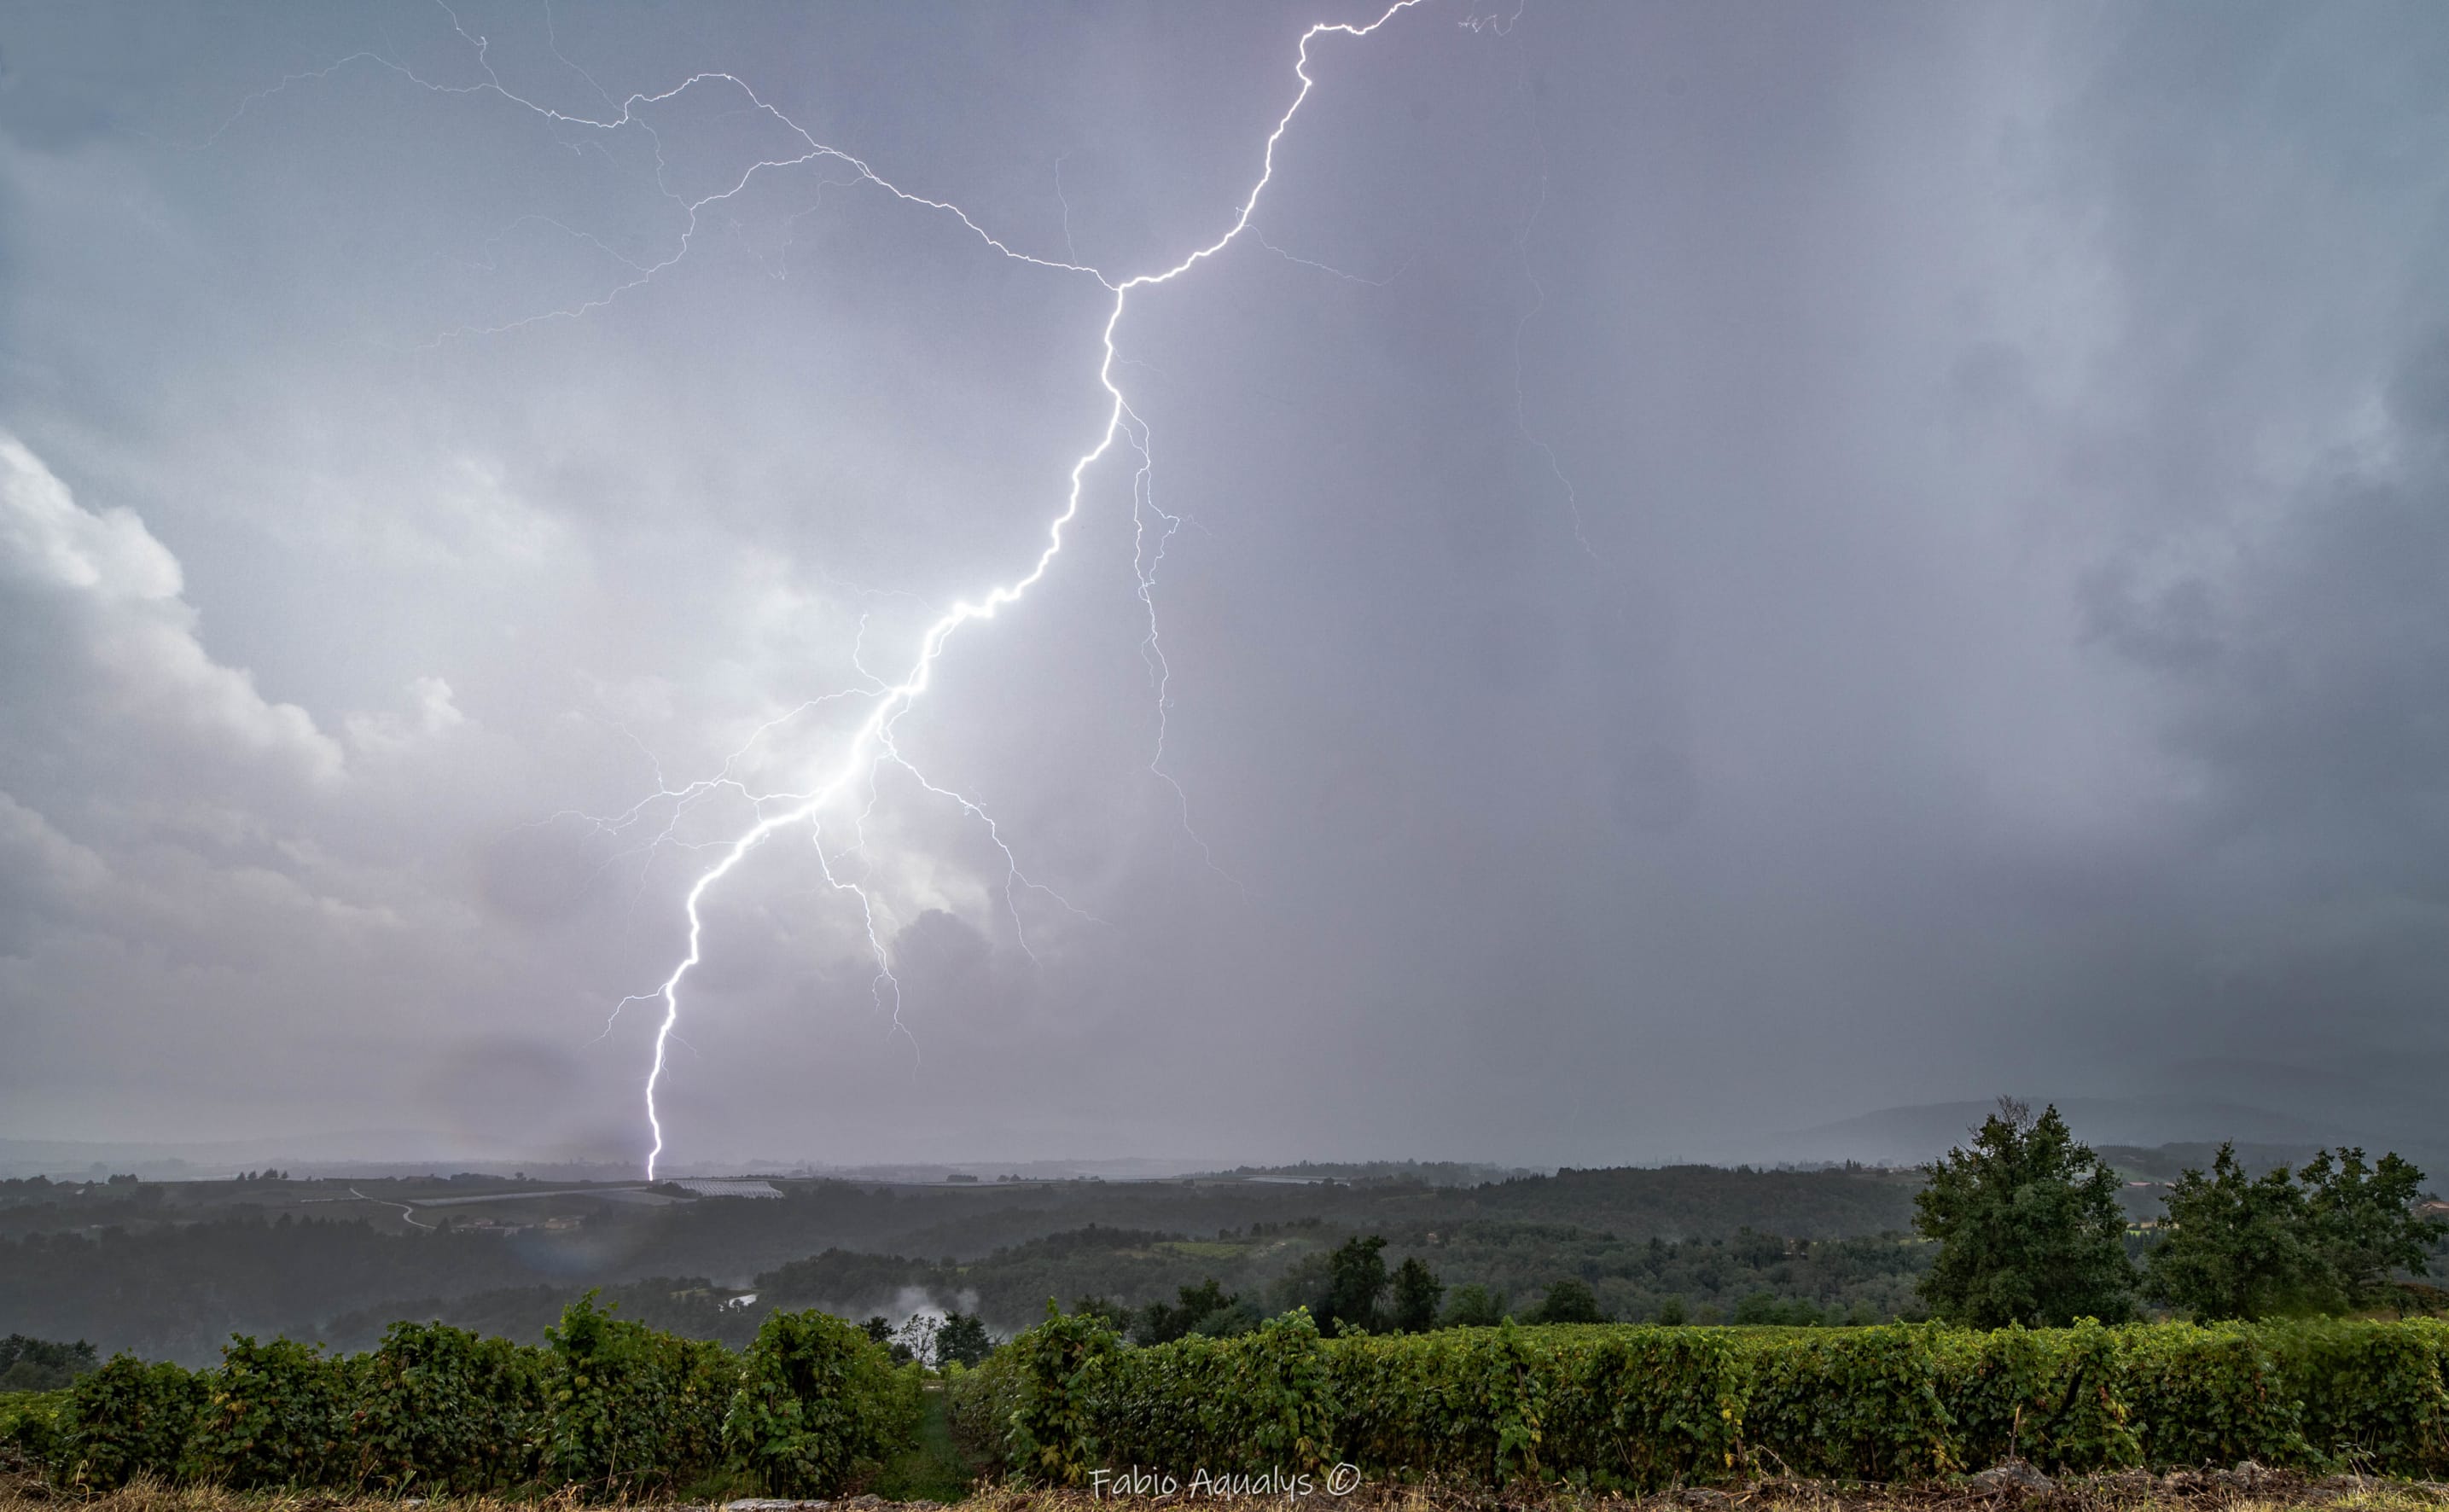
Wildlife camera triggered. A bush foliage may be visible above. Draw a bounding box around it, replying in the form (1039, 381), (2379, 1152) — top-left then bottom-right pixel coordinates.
(724, 1307), (922, 1496)
(25, 1304), (2449, 1496)
(20, 1297), (912, 1498)
(950, 1312), (2449, 1490)
(350, 1319), (543, 1493)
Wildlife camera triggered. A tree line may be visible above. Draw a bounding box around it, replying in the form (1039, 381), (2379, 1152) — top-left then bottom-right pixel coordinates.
(1056, 1101), (2445, 1341)
(1912, 1098), (2445, 1326)
(1068, 1232), (1781, 1343)
(1, 1334), (97, 1391)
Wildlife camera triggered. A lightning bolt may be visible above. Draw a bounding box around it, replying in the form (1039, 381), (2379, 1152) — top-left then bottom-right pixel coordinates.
(627, 0), (1440, 1176)
(207, 0), (1455, 1177)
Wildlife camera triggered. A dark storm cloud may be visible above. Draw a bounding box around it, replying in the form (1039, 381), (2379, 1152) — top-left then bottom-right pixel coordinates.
(3, 1), (2446, 1168)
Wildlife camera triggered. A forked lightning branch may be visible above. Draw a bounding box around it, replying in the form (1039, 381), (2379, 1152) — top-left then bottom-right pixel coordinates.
(225, 0), (1467, 1176)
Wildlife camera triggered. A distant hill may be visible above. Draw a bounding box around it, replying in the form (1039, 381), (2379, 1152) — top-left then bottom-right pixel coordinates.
(1769, 1048), (2449, 1175)
(0, 1135), (637, 1183)
(2, 1160), (1920, 1361)
(1771, 1098), (2360, 1168)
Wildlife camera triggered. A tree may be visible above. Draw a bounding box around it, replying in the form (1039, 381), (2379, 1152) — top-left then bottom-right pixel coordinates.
(1653, 1295), (1689, 1325)
(1188, 1297), (1265, 1338)
(1528, 1276), (1605, 1323)
(1319, 1235), (1389, 1335)
(1440, 1282), (1506, 1327)
(934, 1311), (992, 1367)
(2146, 1144), (2336, 1319)
(0, 1334), (98, 1390)
(1266, 1252), (1334, 1319)
(1731, 1291), (1829, 1326)
(1067, 1295), (1131, 1330)
(1131, 1279), (1236, 1346)
(2146, 1144), (2444, 1319)
(1388, 1257), (1444, 1333)
(2300, 1148), (2444, 1307)
(1913, 1098), (2137, 1326)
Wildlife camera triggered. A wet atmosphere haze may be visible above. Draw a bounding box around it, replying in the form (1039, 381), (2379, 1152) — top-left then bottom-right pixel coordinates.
(3, 1), (2446, 1172)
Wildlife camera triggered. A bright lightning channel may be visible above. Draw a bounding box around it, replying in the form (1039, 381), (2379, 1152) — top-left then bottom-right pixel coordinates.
(602, 0), (1437, 1177)
(201, 0), (1446, 1176)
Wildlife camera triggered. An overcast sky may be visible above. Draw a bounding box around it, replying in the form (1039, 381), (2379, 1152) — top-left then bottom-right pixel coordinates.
(3, 1), (2446, 1172)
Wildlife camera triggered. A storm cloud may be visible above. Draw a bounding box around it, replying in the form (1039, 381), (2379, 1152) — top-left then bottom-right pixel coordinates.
(3, 1), (2446, 1171)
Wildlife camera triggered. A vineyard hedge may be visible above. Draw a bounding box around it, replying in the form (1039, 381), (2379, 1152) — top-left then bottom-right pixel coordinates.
(949, 1312), (2449, 1490)
(17, 1311), (2449, 1495)
(3, 1298), (919, 1498)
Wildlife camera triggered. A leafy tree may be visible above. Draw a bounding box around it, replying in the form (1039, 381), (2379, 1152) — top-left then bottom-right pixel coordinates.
(2146, 1145), (2333, 1319)
(1066, 1295), (1131, 1330)
(1731, 1291), (1824, 1326)
(1172, 1277), (1232, 1321)
(2147, 1144), (2444, 1319)
(1388, 1257), (1444, 1333)
(1440, 1282), (1507, 1327)
(1265, 1252), (1333, 1319)
(1913, 1098), (2137, 1326)
(859, 1313), (916, 1364)
(934, 1311), (993, 1367)
(0, 1333), (97, 1390)
(2300, 1148), (2445, 1306)
(1653, 1295), (1689, 1325)
(1528, 1276), (1605, 1323)
(1130, 1279), (1236, 1346)
(1187, 1296), (1265, 1337)
(1319, 1235), (1389, 1336)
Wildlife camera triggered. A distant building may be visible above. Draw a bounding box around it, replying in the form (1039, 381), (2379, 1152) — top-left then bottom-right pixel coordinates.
(672, 1178), (784, 1199)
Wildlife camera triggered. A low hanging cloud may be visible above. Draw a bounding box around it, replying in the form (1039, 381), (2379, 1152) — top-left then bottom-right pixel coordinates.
(0, 436), (343, 786)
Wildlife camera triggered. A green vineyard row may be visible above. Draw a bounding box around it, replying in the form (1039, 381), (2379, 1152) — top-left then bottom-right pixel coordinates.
(10, 1309), (2449, 1497)
(950, 1311), (2449, 1489)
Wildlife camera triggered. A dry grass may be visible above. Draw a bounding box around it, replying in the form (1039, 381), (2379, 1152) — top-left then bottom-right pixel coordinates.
(6, 1474), (2447, 1512)
(967, 1479), (2449, 1512)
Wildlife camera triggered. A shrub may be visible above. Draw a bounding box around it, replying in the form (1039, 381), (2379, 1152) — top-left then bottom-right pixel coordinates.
(32, 1312), (2449, 1495)
(979, 1317), (2449, 1491)
(2273, 1317), (2449, 1477)
(1741, 1324), (1955, 1481)
(1094, 1309), (1339, 1480)
(1931, 1319), (2136, 1473)
(2121, 1321), (2307, 1469)
(346, 1319), (544, 1492)
(724, 1308), (920, 1496)
(944, 1340), (1030, 1469)
(1005, 1303), (1123, 1486)
(1328, 1320), (1554, 1484)
(189, 1335), (356, 1489)
(55, 1353), (207, 1490)
(0, 1388), (70, 1472)
(541, 1293), (733, 1496)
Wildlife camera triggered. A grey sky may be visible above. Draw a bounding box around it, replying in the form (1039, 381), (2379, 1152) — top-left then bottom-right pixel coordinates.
(3, 1), (2446, 1172)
